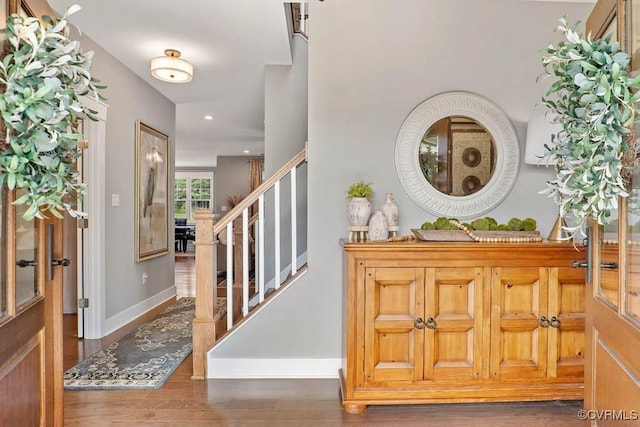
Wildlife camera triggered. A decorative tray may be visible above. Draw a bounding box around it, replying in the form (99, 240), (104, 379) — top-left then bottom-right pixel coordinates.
(411, 229), (541, 242)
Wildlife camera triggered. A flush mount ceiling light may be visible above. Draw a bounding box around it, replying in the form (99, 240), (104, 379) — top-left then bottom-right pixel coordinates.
(150, 49), (193, 83)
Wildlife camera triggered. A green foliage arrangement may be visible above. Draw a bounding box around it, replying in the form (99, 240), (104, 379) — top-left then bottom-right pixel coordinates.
(420, 216), (537, 232)
(0, 5), (105, 220)
(507, 218), (523, 231)
(521, 218), (537, 231)
(345, 180), (373, 199)
(420, 221), (435, 230)
(434, 217), (458, 230)
(470, 217), (490, 231)
(540, 16), (640, 235)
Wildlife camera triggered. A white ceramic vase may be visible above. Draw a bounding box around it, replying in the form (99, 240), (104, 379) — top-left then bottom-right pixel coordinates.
(347, 197), (372, 226)
(380, 193), (399, 226)
(368, 210), (389, 241)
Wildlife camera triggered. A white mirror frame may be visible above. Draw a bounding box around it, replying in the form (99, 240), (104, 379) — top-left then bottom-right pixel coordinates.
(395, 91), (520, 219)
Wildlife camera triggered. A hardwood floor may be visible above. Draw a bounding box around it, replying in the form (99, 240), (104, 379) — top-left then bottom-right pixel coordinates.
(175, 255), (196, 297)
(62, 258), (588, 426)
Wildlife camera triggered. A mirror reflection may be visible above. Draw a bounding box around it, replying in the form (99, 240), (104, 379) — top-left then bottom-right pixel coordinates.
(419, 116), (496, 196)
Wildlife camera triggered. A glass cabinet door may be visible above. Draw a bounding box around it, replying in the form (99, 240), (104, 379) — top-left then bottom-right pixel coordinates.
(627, 167), (640, 324)
(594, 12), (620, 309)
(14, 189), (40, 308)
(625, 0), (640, 325)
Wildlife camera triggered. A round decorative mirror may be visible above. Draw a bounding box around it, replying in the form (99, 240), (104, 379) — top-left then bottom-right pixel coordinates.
(395, 92), (519, 219)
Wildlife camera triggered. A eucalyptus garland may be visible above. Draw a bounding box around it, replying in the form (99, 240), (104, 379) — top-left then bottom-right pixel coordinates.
(0, 5), (105, 220)
(541, 16), (640, 236)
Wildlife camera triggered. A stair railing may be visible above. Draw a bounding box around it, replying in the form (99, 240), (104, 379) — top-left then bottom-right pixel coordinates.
(191, 145), (308, 379)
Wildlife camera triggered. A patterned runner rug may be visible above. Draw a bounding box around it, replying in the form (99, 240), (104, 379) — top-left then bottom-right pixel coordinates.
(64, 297), (195, 390)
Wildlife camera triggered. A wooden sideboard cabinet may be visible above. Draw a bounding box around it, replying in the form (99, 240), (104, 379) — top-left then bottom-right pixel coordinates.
(340, 240), (586, 413)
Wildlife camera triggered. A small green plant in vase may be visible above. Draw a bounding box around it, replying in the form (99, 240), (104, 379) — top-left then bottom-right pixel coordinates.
(346, 181), (373, 226)
(346, 180), (373, 199)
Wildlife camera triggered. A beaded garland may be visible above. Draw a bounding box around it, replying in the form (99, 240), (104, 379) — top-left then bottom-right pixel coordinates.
(387, 220), (545, 243)
(450, 220), (543, 243)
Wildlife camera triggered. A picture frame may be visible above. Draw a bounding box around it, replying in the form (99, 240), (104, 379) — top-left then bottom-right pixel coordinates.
(135, 121), (169, 262)
(0, 1), (5, 23)
(450, 130), (494, 196)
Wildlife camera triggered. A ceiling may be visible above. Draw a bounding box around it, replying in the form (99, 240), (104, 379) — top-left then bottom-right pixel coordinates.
(47, 0), (296, 168)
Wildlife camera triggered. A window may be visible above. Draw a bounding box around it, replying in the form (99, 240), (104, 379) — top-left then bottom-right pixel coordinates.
(174, 171), (213, 223)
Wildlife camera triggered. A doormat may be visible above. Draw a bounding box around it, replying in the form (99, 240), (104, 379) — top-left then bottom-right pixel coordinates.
(64, 297), (195, 390)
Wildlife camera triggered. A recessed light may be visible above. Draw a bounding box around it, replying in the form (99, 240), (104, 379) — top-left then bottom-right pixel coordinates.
(243, 150), (250, 154)
(204, 115), (213, 120)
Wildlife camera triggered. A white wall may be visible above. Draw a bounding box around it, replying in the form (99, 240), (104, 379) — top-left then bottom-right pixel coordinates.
(211, 0), (594, 375)
(79, 35), (177, 328)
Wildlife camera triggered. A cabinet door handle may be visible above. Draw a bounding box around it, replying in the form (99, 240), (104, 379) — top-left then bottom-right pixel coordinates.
(51, 258), (71, 267)
(16, 259), (37, 268)
(425, 317), (437, 329)
(549, 316), (561, 328)
(571, 260), (617, 270)
(539, 316), (550, 328)
(599, 262), (618, 270)
(415, 317), (425, 329)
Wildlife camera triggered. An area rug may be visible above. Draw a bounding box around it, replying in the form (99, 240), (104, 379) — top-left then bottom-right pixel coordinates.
(64, 297), (195, 390)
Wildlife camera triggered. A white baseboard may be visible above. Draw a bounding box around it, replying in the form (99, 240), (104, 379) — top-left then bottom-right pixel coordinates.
(103, 287), (177, 337)
(207, 358), (340, 379)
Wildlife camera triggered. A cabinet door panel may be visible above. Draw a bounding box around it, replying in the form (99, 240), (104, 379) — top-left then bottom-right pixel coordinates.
(547, 267), (585, 379)
(364, 268), (424, 383)
(491, 267), (548, 379)
(425, 267), (484, 381)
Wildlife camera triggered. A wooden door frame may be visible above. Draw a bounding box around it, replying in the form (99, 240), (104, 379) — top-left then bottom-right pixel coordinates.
(584, 0), (640, 415)
(586, 0), (623, 42)
(77, 96), (108, 339)
(44, 219), (64, 425)
(4, 2), (65, 425)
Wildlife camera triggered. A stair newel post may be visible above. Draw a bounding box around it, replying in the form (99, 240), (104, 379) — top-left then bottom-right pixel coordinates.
(191, 208), (217, 380)
(231, 216), (245, 323)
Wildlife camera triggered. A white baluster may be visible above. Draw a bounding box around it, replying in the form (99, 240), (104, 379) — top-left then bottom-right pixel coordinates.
(291, 167), (297, 274)
(258, 194), (265, 303)
(274, 180), (281, 289)
(242, 208), (249, 316)
(226, 221), (233, 330)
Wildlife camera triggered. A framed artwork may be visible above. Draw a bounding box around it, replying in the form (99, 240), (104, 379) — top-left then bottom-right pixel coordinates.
(0, 0), (7, 29)
(450, 130), (494, 196)
(135, 121), (169, 262)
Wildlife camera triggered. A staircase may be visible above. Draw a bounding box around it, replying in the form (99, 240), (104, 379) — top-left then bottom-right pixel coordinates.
(191, 146), (308, 379)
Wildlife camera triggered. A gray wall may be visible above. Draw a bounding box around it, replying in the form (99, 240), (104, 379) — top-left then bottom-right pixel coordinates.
(211, 34), (308, 358)
(215, 155), (264, 214)
(262, 34), (309, 281)
(264, 35), (309, 176)
(211, 0), (593, 363)
(79, 35), (176, 319)
(214, 155), (263, 272)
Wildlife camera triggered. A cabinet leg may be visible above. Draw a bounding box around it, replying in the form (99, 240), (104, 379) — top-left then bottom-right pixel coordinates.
(342, 403), (367, 414)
